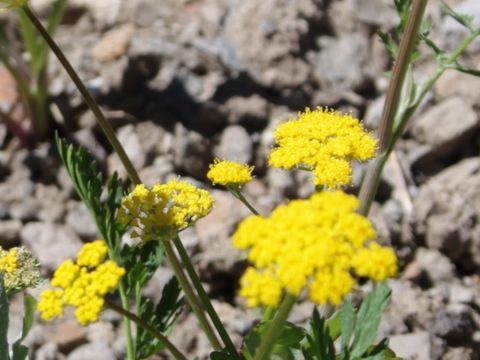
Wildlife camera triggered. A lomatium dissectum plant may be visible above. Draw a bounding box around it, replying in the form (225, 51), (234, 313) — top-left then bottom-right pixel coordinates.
(3, 0), (480, 359)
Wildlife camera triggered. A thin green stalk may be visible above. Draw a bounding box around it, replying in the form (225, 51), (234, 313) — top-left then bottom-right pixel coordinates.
(162, 239), (222, 350)
(118, 283), (136, 360)
(358, 0), (428, 216)
(253, 294), (297, 360)
(172, 235), (239, 357)
(21, 5), (141, 185)
(261, 307), (275, 322)
(228, 186), (260, 215)
(106, 300), (187, 360)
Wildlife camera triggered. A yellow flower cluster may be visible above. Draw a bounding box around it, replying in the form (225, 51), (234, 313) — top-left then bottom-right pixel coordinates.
(269, 108), (377, 188)
(0, 0), (27, 9)
(37, 240), (125, 325)
(207, 159), (254, 187)
(233, 191), (397, 307)
(0, 246), (41, 293)
(118, 179), (214, 241)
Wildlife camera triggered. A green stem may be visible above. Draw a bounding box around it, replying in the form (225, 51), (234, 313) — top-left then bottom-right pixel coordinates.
(253, 294), (297, 360)
(21, 5), (141, 185)
(358, 0), (428, 216)
(118, 283), (136, 360)
(261, 307), (276, 322)
(162, 240), (222, 350)
(173, 236), (239, 357)
(106, 300), (187, 360)
(228, 186), (260, 215)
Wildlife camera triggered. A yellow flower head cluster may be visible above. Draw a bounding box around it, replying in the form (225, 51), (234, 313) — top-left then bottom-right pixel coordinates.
(118, 179), (214, 241)
(207, 159), (254, 187)
(233, 191), (397, 307)
(37, 240), (125, 325)
(0, 246), (41, 294)
(269, 108), (377, 188)
(0, 0), (27, 9)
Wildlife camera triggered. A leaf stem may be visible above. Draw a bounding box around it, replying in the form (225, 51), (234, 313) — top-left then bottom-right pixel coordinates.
(253, 294), (297, 360)
(228, 186), (260, 215)
(21, 5), (141, 185)
(118, 284), (135, 360)
(173, 236), (240, 357)
(105, 300), (187, 360)
(162, 239), (222, 350)
(358, 0), (428, 215)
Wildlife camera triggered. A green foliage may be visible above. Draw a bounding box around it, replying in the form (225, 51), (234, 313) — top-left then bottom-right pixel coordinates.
(0, 276), (38, 360)
(245, 321), (305, 360)
(55, 134), (125, 256)
(135, 276), (183, 359)
(0, 0), (67, 141)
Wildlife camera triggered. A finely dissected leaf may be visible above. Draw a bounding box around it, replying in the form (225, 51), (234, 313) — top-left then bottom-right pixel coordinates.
(0, 276), (10, 360)
(350, 283), (392, 358)
(301, 308), (335, 360)
(11, 295), (36, 360)
(136, 276), (183, 359)
(441, 2), (474, 30)
(55, 134), (125, 253)
(123, 241), (165, 295)
(340, 297), (355, 355)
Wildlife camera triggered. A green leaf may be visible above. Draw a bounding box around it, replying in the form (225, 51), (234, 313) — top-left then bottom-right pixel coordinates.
(136, 276), (184, 359)
(11, 295), (36, 360)
(301, 308), (335, 360)
(340, 297), (355, 354)
(210, 349), (238, 360)
(350, 283), (392, 358)
(55, 134), (125, 255)
(325, 310), (342, 341)
(0, 276), (10, 360)
(441, 2), (474, 30)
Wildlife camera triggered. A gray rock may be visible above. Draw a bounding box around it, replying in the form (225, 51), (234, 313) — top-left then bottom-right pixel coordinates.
(411, 97), (478, 157)
(309, 33), (370, 90)
(435, 69), (480, 105)
(20, 222), (83, 271)
(449, 283), (475, 305)
(224, 0), (318, 88)
(85, 322), (115, 344)
(214, 125), (253, 164)
(67, 341), (116, 360)
(414, 248), (456, 284)
(35, 184), (68, 223)
(34, 341), (61, 360)
(353, 0), (397, 27)
(72, 128), (107, 163)
(266, 168), (296, 198)
(225, 95), (269, 128)
(173, 122), (212, 179)
(443, 347), (477, 360)
(108, 124), (146, 179)
(194, 190), (248, 275)
(92, 24), (134, 63)
(389, 332), (431, 360)
(65, 201), (98, 239)
(430, 306), (476, 342)
(0, 219), (22, 247)
(413, 158), (480, 268)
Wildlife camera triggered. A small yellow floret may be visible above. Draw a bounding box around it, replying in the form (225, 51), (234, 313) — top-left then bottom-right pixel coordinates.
(207, 159), (254, 187)
(268, 107), (377, 188)
(37, 289), (64, 320)
(118, 179), (214, 241)
(77, 240), (108, 267)
(0, 248), (18, 274)
(353, 243), (398, 281)
(233, 191), (397, 308)
(37, 241), (125, 326)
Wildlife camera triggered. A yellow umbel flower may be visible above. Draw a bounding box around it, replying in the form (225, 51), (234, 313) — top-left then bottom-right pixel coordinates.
(0, 0), (27, 9)
(77, 240), (108, 267)
(118, 179), (214, 241)
(0, 247), (41, 293)
(233, 191), (397, 307)
(207, 159), (254, 187)
(37, 240), (125, 325)
(268, 108), (377, 188)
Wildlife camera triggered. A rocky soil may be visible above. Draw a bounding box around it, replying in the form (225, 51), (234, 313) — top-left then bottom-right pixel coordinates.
(1, 0), (480, 359)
